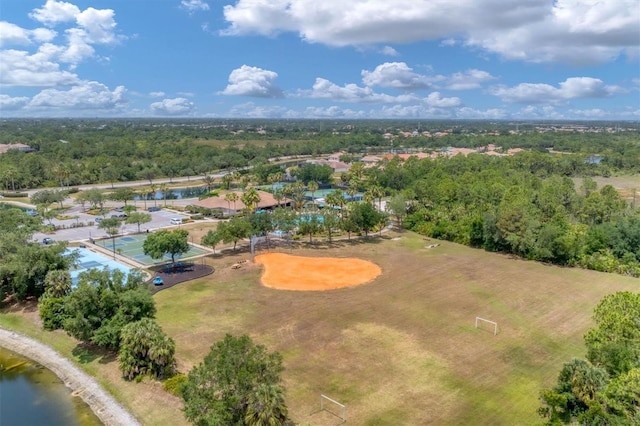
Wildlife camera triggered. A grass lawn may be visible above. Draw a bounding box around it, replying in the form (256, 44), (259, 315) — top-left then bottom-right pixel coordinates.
(2, 230), (639, 425)
(155, 232), (639, 425)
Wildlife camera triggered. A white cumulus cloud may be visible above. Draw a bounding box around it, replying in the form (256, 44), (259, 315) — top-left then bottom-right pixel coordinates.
(150, 97), (195, 115)
(491, 77), (620, 103)
(0, 47), (80, 86)
(361, 62), (432, 90)
(307, 78), (418, 103)
(0, 94), (30, 111)
(222, 0), (639, 65)
(423, 92), (463, 108)
(220, 65), (284, 98)
(28, 81), (127, 110)
(29, 0), (80, 26)
(181, 0), (210, 12)
(0, 22), (57, 47)
(445, 69), (496, 90)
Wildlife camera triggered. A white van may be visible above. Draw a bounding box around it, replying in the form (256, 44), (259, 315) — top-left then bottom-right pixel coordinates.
(170, 217), (183, 225)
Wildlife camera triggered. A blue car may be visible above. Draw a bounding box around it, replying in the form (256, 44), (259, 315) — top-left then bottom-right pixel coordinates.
(152, 276), (164, 286)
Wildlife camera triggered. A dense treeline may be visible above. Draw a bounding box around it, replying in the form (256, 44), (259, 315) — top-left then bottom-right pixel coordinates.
(0, 119), (639, 190)
(363, 152), (640, 276)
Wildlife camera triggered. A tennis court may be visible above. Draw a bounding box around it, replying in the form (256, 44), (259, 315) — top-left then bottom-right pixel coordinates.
(66, 247), (135, 285)
(95, 234), (208, 266)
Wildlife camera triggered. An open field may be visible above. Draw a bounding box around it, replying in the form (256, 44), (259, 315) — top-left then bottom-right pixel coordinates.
(2, 230), (639, 425)
(154, 231), (639, 425)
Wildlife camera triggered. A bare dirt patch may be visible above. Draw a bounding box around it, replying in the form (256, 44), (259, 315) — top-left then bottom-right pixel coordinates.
(254, 252), (382, 291)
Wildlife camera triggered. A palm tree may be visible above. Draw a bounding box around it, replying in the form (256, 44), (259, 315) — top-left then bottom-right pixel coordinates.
(241, 188), (261, 213)
(137, 188), (147, 209)
(307, 180), (318, 209)
(244, 384), (289, 426)
(202, 175), (215, 192)
(221, 173), (233, 190)
(159, 183), (169, 206)
(148, 184), (158, 207)
(285, 182), (306, 211)
(231, 171), (242, 190)
(44, 270), (72, 298)
(273, 189), (285, 208)
(225, 192), (239, 215)
(368, 184), (384, 211)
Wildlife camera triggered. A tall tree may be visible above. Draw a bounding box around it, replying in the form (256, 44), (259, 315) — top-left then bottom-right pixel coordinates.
(216, 217), (251, 250)
(349, 202), (386, 237)
(119, 318), (176, 381)
(126, 212), (152, 233)
(584, 291), (640, 377)
(241, 187), (261, 213)
(224, 192), (239, 214)
(307, 180), (318, 209)
(181, 334), (289, 426)
(201, 229), (223, 254)
(143, 229), (190, 265)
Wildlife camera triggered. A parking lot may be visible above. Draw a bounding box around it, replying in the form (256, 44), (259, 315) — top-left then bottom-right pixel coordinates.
(32, 201), (198, 244)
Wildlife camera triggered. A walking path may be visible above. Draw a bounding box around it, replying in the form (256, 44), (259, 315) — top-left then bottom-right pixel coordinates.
(0, 328), (141, 426)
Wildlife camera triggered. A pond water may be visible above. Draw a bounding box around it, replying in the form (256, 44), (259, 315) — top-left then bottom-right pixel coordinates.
(134, 186), (209, 200)
(0, 347), (101, 426)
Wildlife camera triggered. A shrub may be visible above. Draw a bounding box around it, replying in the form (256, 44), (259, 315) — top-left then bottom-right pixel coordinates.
(38, 295), (67, 330)
(1, 192), (29, 198)
(163, 373), (187, 396)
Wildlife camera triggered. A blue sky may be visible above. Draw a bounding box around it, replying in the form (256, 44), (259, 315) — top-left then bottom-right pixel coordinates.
(1, 0), (638, 119)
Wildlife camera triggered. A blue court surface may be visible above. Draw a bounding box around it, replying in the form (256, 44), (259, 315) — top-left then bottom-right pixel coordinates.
(66, 247), (135, 285)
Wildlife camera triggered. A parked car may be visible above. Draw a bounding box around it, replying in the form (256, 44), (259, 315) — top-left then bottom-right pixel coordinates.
(42, 237), (53, 245)
(111, 213), (128, 219)
(147, 206), (161, 212)
(25, 209), (38, 217)
(170, 217), (183, 225)
(95, 217), (103, 223)
(152, 276), (164, 286)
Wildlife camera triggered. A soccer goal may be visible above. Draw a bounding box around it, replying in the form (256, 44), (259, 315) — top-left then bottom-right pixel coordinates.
(475, 317), (498, 335)
(320, 394), (346, 423)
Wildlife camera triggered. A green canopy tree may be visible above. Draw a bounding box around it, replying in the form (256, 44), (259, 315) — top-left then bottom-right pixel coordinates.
(62, 269), (155, 350)
(584, 291), (640, 377)
(110, 187), (136, 206)
(216, 217), (251, 250)
(181, 334), (289, 426)
(143, 229), (190, 265)
(126, 212), (152, 233)
(349, 202), (386, 237)
(201, 229), (223, 254)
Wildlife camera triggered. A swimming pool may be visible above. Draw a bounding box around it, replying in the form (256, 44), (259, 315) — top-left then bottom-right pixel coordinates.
(65, 247), (135, 285)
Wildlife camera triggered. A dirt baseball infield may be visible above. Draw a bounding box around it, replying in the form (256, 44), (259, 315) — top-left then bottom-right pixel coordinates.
(254, 252), (382, 291)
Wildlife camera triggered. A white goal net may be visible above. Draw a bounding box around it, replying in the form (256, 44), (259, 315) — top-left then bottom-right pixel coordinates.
(475, 317), (498, 335)
(320, 394), (346, 423)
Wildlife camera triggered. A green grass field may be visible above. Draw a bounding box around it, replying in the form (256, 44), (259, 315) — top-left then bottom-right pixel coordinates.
(153, 232), (639, 425)
(2, 231), (638, 425)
